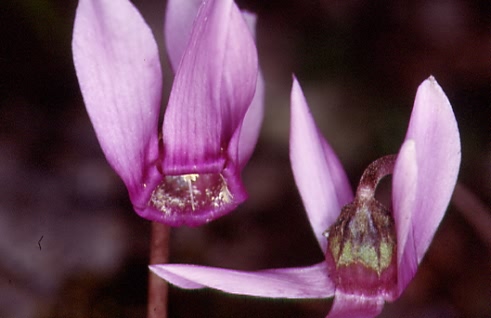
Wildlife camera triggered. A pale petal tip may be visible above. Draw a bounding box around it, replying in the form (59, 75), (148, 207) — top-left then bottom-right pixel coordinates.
(149, 264), (163, 275)
(292, 74), (300, 87)
(420, 75), (444, 95)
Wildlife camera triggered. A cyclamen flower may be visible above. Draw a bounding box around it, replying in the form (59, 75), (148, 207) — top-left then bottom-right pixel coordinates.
(150, 76), (461, 317)
(72, 0), (263, 226)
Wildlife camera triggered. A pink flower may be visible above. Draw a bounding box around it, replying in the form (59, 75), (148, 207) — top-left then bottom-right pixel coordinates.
(72, 0), (263, 226)
(150, 76), (461, 317)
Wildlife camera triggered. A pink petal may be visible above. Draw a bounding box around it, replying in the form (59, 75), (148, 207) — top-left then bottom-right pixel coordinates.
(228, 13), (264, 168)
(392, 76), (461, 294)
(161, 0), (258, 174)
(72, 0), (161, 199)
(164, 0), (202, 71)
(392, 140), (419, 295)
(149, 262), (335, 299)
(290, 77), (353, 253)
(233, 70), (264, 168)
(326, 290), (384, 318)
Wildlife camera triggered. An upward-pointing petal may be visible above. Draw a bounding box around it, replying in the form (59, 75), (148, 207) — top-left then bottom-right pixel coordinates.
(72, 0), (162, 198)
(229, 12), (264, 168)
(290, 77), (353, 254)
(162, 0), (258, 173)
(392, 140), (419, 294)
(164, 0), (202, 72)
(392, 76), (461, 294)
(234, 69), (264, 168)
(165, 3), (263, 169)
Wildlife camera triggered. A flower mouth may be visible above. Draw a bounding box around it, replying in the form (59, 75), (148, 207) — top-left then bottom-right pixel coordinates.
(149, 173), (233, 216)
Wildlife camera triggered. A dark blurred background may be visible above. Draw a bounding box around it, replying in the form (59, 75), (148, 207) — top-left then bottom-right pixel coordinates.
(1, 0), (490, 317)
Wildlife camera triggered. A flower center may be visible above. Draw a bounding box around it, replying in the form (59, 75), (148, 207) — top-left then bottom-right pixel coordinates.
(149, 173), (233, 216)
(324, 155), (398, 297)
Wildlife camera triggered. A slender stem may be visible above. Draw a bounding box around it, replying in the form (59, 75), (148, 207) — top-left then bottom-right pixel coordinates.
(147, 222), (170, 318)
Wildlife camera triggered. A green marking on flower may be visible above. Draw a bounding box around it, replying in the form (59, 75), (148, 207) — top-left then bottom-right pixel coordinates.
(328, 199), (396, 276)
(326, 155), (398, 279)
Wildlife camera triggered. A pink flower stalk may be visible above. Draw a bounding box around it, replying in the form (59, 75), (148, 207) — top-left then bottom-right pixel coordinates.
(149, 76), (461, 317)
(72, 0), (263, 226)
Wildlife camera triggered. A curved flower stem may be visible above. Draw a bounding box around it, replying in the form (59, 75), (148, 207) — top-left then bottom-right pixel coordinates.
(356, 155), (396, 200)
(147, 222), (170, 318)
(452, 182), (491, 249)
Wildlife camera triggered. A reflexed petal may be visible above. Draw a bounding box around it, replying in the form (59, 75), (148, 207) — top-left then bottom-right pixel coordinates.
(393, 76), (461, 294)
(242, 10), (258, 32)
(233, 70), (264, 168)
(327, 290), (384, 318)
(72, 0), (161, 198)
(149, 262), (335, 299)
(229, 13), (264, 168)
(165, 4), (262, 168)
(392, 140), (419, 294)
(164, 0), (202, 71)
(290, 77), (353, 253)
(162, 0), (258, 173)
